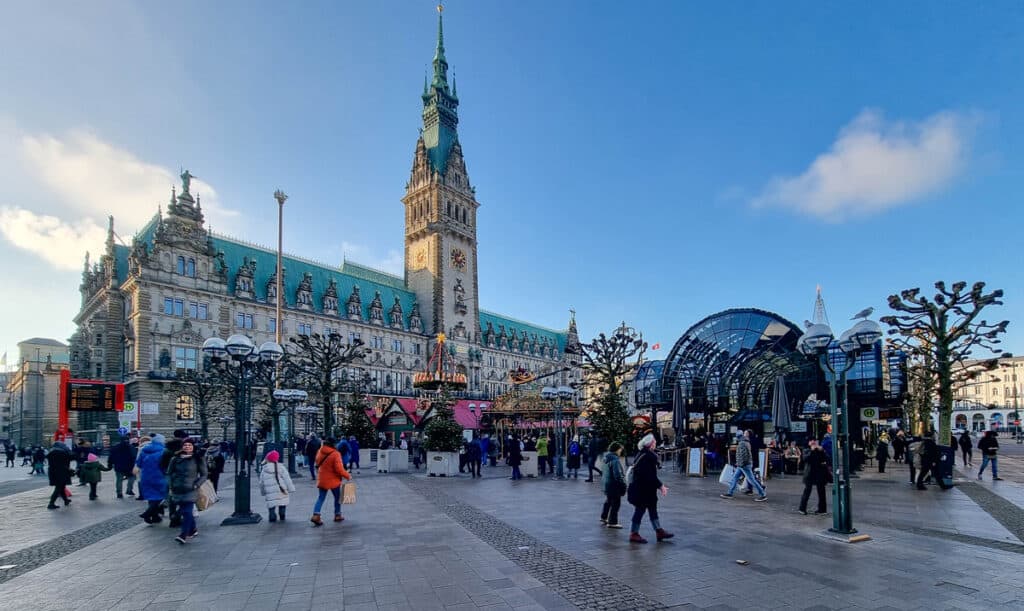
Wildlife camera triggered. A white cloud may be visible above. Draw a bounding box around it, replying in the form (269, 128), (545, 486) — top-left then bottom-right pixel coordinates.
(752, 110), (975, 221)
(0, 128), (240, 269)
(0, 206), (105, 271)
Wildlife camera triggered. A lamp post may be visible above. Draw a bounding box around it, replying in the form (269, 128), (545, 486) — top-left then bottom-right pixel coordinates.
(542, 385), (575, 479)
(798, 317), (882, 535)
(273, 388), (308, 474)
(203, 334), (283, 525)
(217, 415), (232, 445)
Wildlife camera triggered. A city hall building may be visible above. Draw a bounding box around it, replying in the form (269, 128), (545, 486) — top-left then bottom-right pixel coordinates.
(69, 11), (582, 438)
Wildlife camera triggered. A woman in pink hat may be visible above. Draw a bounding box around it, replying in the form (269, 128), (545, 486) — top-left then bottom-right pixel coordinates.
(259, 450), (296, 522)
(78, 453), (111, 500)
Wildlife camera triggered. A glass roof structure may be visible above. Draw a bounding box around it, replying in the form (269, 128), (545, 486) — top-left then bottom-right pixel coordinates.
(659, 308), (818, 415)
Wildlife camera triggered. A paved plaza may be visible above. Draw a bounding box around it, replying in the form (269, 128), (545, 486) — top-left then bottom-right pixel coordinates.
(0, 453), (1021, 611)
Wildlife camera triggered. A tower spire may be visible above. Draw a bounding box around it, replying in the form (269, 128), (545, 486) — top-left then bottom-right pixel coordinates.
(420, 3), (459, 174)
(812, 285), (831, 327)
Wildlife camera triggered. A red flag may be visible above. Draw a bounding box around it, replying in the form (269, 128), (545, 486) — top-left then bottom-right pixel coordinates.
(651, 343), (661, 351)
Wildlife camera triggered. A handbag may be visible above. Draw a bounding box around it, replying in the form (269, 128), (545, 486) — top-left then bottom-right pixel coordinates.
(196, 480), (218, 511)
(341, 482), (357, 505)
(719, 464), (736, 485)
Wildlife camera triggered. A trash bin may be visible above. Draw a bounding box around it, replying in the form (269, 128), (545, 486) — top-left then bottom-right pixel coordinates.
(936, 446), (955, 488)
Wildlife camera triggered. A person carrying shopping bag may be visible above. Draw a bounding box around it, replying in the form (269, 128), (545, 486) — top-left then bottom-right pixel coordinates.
(310, 438), (351, 526)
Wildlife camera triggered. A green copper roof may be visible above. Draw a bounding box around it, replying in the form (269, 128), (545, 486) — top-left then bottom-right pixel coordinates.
(340, 260), (406, 290)
(114, 244), (130, 285)
(210, 234), (419, 325)
(479, 310), (569, 354)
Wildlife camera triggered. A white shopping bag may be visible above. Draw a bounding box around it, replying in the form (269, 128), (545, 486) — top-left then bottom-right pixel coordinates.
(719, 464), (736, 485)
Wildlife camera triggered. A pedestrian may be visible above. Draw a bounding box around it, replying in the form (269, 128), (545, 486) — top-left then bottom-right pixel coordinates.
(45, 441), (74, 509)
(892, 430), (906, 463)
(348, 436), (361, 472)
(467, 434), (483, 478)
(108, 435), (137, 498)
(915, 432), (950, 490)
(536, 435), (549, 476)
(166, 439), (207, 544)
(411, 436), (422, 469)
(206, 445), (225, 492)
(567, 435), (582, 479)
(958, 431), (973, 467)
(977, 431), (1002, 481)
(720, 430), (768, 502)
(600, 441), (626, 529)
(311, 437), (351, 526)
(876, 432), (890, 473)
(305, 434), (321, 480)
(586, 434), (607, 482)
(821, 432), (833, 464)
(627, 434), (673, 543)
(784, 441), (802, 475)
(259, 450), (296, 522)
(161, 430), (187, 528)
(507, 435), (523, 480)
(335, 436), (351, 470)
(137, 434), (168, 524)
(79, 453), (111, 500)
(32, 445), (47, 475)
(4, 443), (15, 467)
(798, 439), (829, 515)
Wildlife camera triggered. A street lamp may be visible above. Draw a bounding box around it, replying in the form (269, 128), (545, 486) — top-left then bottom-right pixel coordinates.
(203, 334), (283, 525)
(541, 385), (575, 479)
(798, 317), (882, 535)
(272, 388), (308, 476)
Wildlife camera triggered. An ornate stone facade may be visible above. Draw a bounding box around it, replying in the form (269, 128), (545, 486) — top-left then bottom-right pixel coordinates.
(68, 13), (581, 438)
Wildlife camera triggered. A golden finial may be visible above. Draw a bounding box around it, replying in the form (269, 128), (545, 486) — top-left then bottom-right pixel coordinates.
(436, 332), (446, 343)
(437, 3), (443, 13)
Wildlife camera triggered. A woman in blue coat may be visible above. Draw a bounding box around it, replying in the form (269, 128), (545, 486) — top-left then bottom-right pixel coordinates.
(136, 434), (167, 523)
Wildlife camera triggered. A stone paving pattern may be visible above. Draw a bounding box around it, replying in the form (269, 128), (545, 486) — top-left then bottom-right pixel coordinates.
(0, 457), (1020, 610)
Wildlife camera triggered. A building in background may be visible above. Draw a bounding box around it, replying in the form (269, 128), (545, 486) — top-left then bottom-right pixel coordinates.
(7, 338), (70, 446)
(68, 10), (582, 438)
(950, 355), (1023, 433)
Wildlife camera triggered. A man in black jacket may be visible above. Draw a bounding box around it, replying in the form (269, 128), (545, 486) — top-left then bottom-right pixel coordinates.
(585, 435), (607, 482)
(161, 430), (187, 526)
(798, 440), (829, 515)
(977, 431), (1002, 481)
(108, 436), (138, 498)
(46, 442), (74, 509)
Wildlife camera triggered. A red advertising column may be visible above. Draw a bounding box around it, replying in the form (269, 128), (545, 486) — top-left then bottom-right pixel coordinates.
(56, 369), (70, 443)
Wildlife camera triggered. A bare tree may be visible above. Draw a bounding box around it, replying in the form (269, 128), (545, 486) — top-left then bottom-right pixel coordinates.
(171, 364), (229, 440)
(880, 281), (1010, 442)
(288, 332), (370, 436)
(579, 322), (647, 445)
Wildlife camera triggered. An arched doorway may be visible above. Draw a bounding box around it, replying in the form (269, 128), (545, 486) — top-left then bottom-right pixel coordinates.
(990, 413), (1003, 430)
(972, 413), (986, 432)
(954, 414), (968, 430)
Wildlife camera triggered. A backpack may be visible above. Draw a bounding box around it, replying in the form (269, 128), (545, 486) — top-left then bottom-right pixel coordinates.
(625, 452), (644, 486)
(569, 442), (580, 457)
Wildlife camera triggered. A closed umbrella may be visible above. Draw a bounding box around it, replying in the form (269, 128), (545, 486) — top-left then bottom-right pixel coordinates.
(671, 379), (685, 433)
(771, 375), (791, 441)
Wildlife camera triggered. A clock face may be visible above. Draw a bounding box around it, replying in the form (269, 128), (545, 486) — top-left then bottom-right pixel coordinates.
(450, 248), (467, 272)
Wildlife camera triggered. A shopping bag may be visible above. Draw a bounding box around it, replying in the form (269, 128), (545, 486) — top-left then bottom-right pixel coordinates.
(718, 464), (736, 486)
(196, 480), (218, 511)
(341, 482), (356, 505)
(65, 486), (73, 498)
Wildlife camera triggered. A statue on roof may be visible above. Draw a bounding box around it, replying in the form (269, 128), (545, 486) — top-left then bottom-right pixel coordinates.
(453, 278), (467, 314)
(180, 169), (194, 195)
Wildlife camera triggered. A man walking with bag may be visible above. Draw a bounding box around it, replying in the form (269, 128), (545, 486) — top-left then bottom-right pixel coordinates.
(720, 430), (767, 502)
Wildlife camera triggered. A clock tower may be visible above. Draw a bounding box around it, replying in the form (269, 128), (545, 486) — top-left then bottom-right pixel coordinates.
(403, 6), (480, 343)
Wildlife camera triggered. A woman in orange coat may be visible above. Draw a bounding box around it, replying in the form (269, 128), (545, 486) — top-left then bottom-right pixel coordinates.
(311, 438), (351, 526)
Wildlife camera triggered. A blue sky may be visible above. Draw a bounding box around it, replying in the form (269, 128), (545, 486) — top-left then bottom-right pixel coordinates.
(0, 1), (1021, 364)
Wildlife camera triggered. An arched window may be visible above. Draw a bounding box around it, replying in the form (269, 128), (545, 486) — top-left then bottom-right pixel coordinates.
(176, 256), (185, 275)
(186, 258), (196, 277)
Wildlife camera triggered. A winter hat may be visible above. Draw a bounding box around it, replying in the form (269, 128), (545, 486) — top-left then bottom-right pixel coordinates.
(173, 429), (188, 439)
(87, 453), (99, 462)
(266, 450), (280, 463)
(637, 433), (656, 450)
(150, 434), (166, 446)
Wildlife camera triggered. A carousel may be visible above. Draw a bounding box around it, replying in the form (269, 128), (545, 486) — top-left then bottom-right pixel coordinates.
(489, 367), (584, 455)
(413, 333), (467, 391)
